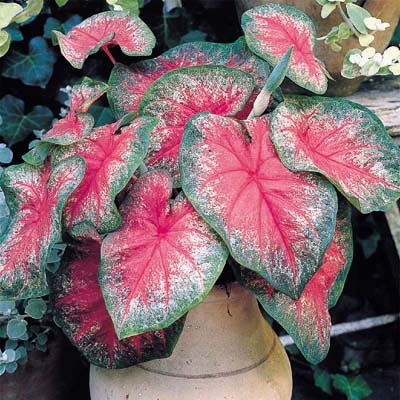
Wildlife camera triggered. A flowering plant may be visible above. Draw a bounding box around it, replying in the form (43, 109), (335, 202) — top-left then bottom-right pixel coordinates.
(0, 2), (399, 370)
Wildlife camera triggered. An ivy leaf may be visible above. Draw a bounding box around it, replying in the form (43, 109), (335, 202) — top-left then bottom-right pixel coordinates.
(43, 15), (83, 39)
(53, 11), (156, 69)
(0, 3), (23, 28)
(50, 229), (186, 368)
(0, 158), (85, 300)
(2, 37), (57, 88)
(51, 117), (154, 233)
(11, 0), (43, 25)
(180, 114), (337, 299)
(270, 96), (400, 213)
(0, 30), (11, 57)
(241, 3), (328, 94)
(333, 374), (372, 400)
(100, 170), (228, 338)
(0, 95), (53, 146)
(314, 367), (333, 395)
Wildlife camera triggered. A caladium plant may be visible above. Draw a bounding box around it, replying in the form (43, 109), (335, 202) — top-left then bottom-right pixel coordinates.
(0, 4), (399, 369)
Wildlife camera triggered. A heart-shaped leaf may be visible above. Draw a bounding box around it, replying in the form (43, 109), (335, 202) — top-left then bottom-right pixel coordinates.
(0, 95), (53, 146)
(43, 78), (109, 145)
(180, 114), (337, 298)
(270, 96), (400, 213)
(51, 117), (154, 234)
(108, 37), (270, 118)
(100, 170), (228, 338)
(2, 37), (57, 88)
(241, 3), (328, 94)
(237, 200), (353, 364)
(51, 229), (185, 368)
(139, 65), (255, 180)
(53, 11), (156, 69)
(0, 158), (85, 300)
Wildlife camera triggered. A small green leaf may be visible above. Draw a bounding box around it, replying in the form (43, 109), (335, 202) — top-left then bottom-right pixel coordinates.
(321, 3), (336, 19)
(0, 30), (11, 57)
(35, 342), (47, 352)
(55, 0), (69, 6)
(0, 300), (15, 314)
(0, 145), (13, 164)
(0, 95), (53, 146)
(266, 46), (293, 94)
(6, 319), (27, 339)
(0, 3), (23, 29)
(333, 374), (373, 400)
(3, 348), (16, 363)
(5, 339), (18, 350)
(36, 332), (48, 346)
(12, 0), (43, 24)
(15, 346), (27, 362)
(2, 37), (57, 88)
(0, 364), (6, 375)
(314, 367), (333, 395)
(25, 298), (47, 319)
(22, 141), (53, 166)
(0, 325), (7, 338)
(5, 361), (18, 373)
(346, 4), (371, 35)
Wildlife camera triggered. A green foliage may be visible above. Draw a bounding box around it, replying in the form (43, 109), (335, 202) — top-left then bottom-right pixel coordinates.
(0, 295), (56, 375)
(2, 37), (57, 88)
(0, 95), (53, 146)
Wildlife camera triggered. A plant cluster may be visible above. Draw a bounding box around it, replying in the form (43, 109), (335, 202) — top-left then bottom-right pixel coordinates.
(0, 1), (399, 379)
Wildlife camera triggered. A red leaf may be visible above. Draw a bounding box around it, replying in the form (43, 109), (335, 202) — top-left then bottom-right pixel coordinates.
(237, 201), (353, 364)
(139, 65), (255, 180)
(108, 37), (269, 118)
(241, 3), (327, 94)
(51, 229), (185, 368)
(43, 78), (109, 145)
(100, 170), (228, 338)
(180, 114), (337, 298)
(270, 96), (400, 213)
(53, 11), (156, 69)
(51, 117), (154, 233)
(0, 158), (84, 299)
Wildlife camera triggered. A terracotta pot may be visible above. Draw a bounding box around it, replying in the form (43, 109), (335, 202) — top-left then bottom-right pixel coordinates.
(90, 283), (292, 399)
(235, 0), (400, 96)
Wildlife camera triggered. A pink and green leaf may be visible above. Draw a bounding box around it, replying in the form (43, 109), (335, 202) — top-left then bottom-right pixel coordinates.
(179, 113), (337, 298)
(237, 200), (353, 364)
(139, 65), (255, 181)
(53, 11), (156, 69)
(107, 37), (270, 119)
(270, 96), (400, 213)
(51, 232), (185, 368)
(43, 78), (109, 145)
(241, 3), (328, 94)
(0, 158), (85, 300)
(100, 170), (228, 338)
(51, 116), (154, 233)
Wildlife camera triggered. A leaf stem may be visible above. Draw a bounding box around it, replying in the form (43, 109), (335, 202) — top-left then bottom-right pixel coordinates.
(102, 45), (116, 65)
(337, 2), (360, 38)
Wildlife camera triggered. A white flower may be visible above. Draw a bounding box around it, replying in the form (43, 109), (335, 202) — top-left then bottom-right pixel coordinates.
(381, 46), (400, 67)
(389, 63), (400, 75)
(359, 33), (375, 47)
(364, 17), (390, 31)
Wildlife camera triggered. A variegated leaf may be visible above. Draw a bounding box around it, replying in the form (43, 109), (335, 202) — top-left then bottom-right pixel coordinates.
(139, 65), (255, 180)
(237, 200), (353, 364)
(180, 113), (337, 298)
(100, 170), (228, 338)
(53, 11), (156, 69)
(108, 37), (269, 119)
(43, 77), (109, 145)
(241, 3), (328, 94)
(51, 230), (185, 368)
(270, 96), (400, 213)
(0, 158), (84, 299)
(51, 117), (154, 234)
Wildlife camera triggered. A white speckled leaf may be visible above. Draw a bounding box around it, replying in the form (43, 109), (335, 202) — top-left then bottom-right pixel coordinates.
(51, 231), (185, 369)
(53, 11), (156, 69)
(237, 200), (353, 364)
(100, 170), (228, 338)
(241, 3), (327, 94)
(0, 158), (85, 299)
(108, 37), (270, 118)
(139, 65), (255, 180)
(270, 96), (400, 213)
(180, 113), (337, 298)
(51, 117), (154, 233)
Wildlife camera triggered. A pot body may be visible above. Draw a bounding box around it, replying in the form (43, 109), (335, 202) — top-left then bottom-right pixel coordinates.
(235, 0), (400, 96)
(90, 283), (292, 400)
